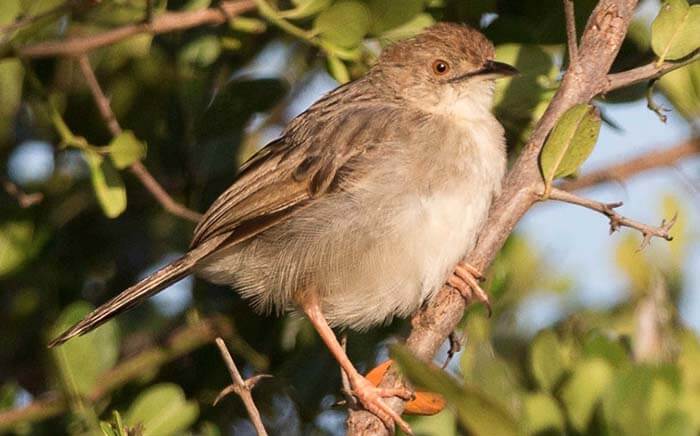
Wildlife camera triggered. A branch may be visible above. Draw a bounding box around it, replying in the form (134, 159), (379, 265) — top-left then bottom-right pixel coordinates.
(546, 187), (675, 249)
(564, 0), (578, 64)
(214, 338), (270, 436)
(559, 137), (700, 191)
(2, 179), (43, 207)
(11, 0), (255, 59)
(602, 50), (700, 93)
(77, 55), (203, 222)
(0, 317), (254, 431)
(347, 1), (641, 433)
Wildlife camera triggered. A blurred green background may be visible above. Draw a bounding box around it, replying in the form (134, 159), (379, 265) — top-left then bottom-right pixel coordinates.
(1, 0), (699, 435)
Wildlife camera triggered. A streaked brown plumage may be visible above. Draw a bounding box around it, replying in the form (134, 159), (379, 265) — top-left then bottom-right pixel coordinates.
(50, 23), (517, 434)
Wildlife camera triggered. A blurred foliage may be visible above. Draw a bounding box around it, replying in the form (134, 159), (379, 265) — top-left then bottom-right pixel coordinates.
(0, 0), (698, 435)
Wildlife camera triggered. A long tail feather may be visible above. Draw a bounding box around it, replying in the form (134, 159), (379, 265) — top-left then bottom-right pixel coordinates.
(48, 235), (226, 348)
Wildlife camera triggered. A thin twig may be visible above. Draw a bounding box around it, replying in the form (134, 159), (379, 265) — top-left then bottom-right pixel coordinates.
(563, 0), (578, 64)
(603, 50), (700, 93)
(546, 187), (675, 250)
(77, 55), (202, 222)
(214, 338), (269, 436)
(2, 179), (44, 207)
(11, 0), (255, 59)
(559, 137), (700, 191)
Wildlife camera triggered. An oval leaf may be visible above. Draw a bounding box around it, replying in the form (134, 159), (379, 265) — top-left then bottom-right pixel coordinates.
(50, 302), (119, 396)
(651, 0), (700, 64)
(539, 103), (601, 190)
(562, 358), (614, 432)
(109, 130), (146, 169)
(125, 383), (199, 436)
(85, 150), (127, 218)
(524, 392), (565, 434)
(529, 330), (566, 391)
(313, 1), (371, 48)
(0, 220), (46, 278)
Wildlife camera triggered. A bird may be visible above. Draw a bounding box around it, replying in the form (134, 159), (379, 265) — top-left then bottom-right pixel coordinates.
(50, 22), (517, 433)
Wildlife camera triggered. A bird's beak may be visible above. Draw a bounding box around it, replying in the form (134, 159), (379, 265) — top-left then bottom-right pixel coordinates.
(480, 60), (520, 78)
(448, 60), (519, 83)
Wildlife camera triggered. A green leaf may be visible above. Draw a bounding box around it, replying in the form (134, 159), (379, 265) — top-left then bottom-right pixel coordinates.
(583, 332), (629, 368)
(84, 150), (127, 218)
(125, 383), (199, 436)
(0, 58), (23, 146)
(368, 0), (424, 35)
(561, 358), (614, 432)
(602, 365), (681, 435)
(50, 302), (119, 396)
(524, 392), (565, 434)
(327, 54), (350, 83)
(279, 0), (331, 19)
(530, 330), (566, 391)
(658, 60), (700, 120)
(655, 410), (695, 436)
(179, 35), (222, 68)
(109, 130), (147, 169)
(0, 221), (47, 278)
(651, 0), (700, 64)
(313, 1), (371, 48)
(392, 345), (519, 436)
(539, 103), (601, 192)
(379, 13), (435, 43)
(228, 17), (267, 33)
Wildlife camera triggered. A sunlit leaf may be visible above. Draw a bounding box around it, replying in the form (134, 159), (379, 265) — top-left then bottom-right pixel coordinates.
(651, 0), (700, 64)
(540, 104), (601, 192)
(530, 330), (566, 391)
(379, 13), (435, 43)
(279, 0), (331, 19)
(327, 54), (350, 83)
(84, 150), (127, 218)
(109, 130), (147, 169)
(583, 332), (629, 368)
(50, 302), (119, 396)
(393, 345), (519, 436)
(562, 358), (614, 432)
(615, 234), (653, 292)
(658, 61), (700, 120)
(368, 0), (424, 35)
(524, 392), (565, 434)
(181, 0), (210, 10)
(125, 383), (199, 436)
(313, 1), (371, 48)
(655, 410), (695, 436)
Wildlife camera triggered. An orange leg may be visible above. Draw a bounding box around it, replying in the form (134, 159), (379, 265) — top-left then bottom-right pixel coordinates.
(303, 298), (414, 435)
(447, 261), (492, 316)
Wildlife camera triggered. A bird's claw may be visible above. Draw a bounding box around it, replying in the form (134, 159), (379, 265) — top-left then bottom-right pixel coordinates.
(448, 261), (492, 316)
(349, 374), (414, 435)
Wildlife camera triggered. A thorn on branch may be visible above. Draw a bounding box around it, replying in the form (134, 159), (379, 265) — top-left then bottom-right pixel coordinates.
(546, 188), (675, 250)
(442, 331), (463, 369)
(646, 79), (670, 123)
(214, 337), (270, 436)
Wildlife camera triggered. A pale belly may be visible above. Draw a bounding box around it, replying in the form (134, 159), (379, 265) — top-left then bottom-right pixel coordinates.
(315, 181), (494, 330)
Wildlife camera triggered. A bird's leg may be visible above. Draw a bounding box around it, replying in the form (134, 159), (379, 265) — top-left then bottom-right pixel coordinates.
(447, 261), (492, 316)
(302, 297), (414, 435)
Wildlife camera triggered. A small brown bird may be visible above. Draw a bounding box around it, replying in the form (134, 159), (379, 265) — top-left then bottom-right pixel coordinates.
(50, 23), (516, 433)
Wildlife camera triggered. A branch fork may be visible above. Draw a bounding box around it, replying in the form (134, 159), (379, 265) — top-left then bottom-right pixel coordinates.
(546, 187), (675, 249)
(214, 338), (270, 436)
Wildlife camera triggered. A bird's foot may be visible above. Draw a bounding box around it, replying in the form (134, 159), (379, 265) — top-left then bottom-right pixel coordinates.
(448, 261), (492, 316)
(348, 372), (414, 434)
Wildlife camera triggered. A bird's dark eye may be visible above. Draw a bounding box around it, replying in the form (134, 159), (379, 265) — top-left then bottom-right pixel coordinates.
(431, 59), (450, 75)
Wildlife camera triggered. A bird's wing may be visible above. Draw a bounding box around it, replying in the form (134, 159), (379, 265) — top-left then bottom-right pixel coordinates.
(190, 95), (417, 249)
